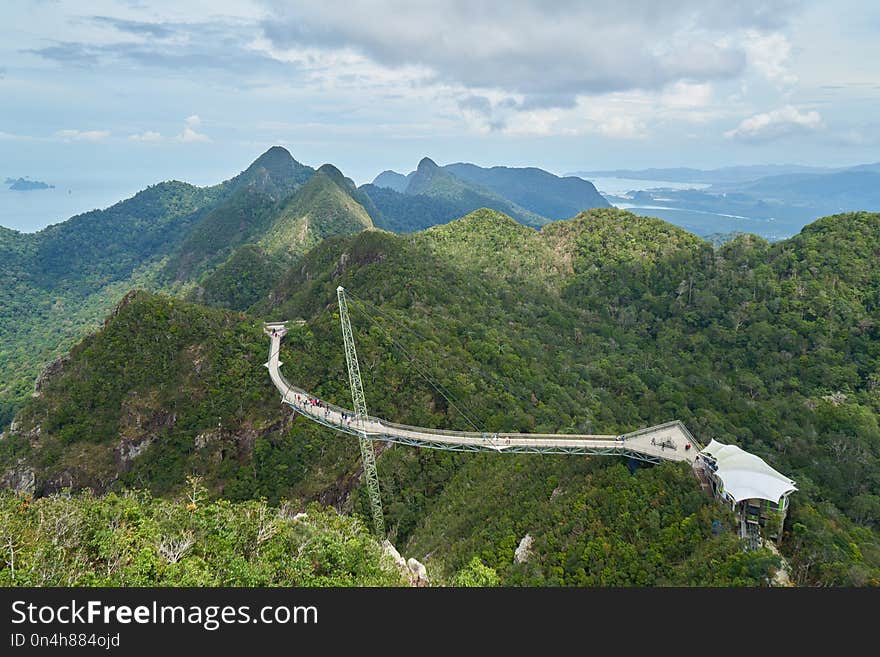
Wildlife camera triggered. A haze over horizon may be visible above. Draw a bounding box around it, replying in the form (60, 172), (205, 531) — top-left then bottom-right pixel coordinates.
(2, 0), (879, 213)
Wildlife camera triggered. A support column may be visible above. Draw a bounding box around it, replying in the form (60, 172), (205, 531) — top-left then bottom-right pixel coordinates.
(337, 286), (386, 537)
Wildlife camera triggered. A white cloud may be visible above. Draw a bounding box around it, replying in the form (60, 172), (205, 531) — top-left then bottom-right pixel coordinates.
(724, 105), (823, 141)
(129, 131), (163, 142)
(176, 116), (210, 143)
(260, 0), (798, 103)
(660, 81), (714, 109)
(596, 116), (648, 139)
(54, 129), (110, 142)
(742, 30), (798, 85)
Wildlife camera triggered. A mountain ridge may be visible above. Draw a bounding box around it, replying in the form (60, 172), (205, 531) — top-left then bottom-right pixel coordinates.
(5, 208), (880, 586)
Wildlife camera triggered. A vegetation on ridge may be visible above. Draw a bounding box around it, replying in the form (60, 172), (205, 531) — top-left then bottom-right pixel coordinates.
(6, 207), (879, 585)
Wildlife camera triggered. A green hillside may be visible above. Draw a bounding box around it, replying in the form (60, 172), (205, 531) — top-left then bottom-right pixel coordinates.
(0, 148), (368, 428)
(0, 487), (404, 586)
(364, 157), (550, 231)
(0, 180), (229, 427)
(5, 208), (879, 586)
(359, 183), (471, 233)
(444, 162), (610, 219)
(164, 147), (312, 282)
(259, 165), (374, 259)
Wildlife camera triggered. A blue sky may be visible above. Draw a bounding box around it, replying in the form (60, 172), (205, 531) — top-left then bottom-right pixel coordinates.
(2, 0), (879, 189)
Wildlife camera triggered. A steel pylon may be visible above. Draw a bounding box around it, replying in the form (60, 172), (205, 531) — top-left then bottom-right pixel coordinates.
(337, 286), (385, 537)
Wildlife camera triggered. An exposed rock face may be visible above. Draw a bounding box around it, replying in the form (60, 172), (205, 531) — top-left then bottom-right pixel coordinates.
(103, 289), (141, 327)
(407, 557), (429, 586)
(1, 465), (35, 495)
(33, 355), (70, 396)
(114, 394), (178, 471)
(382, 539), (407, 571)
(514, 534), (533, 564)
(380, 540), (426, 586)
(115, 436), (154, 468)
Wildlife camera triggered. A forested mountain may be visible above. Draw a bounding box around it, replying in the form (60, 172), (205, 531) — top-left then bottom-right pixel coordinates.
(444, 162), (609, 218)
(4, 208), (879, 586)
(0, 489), (404, 586)
(372, 170), (410, 192)
(365, 158), (609, 232)
(1, 148), (624, 428)
(259, 164), (374, 259)
(164, 146), (314, 281)
(365, 157), (549, 230)
(359, 183), (475, 233)
(0, 148), (375, 428)
(0, 179), (229, 427)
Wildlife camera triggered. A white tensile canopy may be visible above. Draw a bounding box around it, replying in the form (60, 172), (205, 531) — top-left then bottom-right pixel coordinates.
(700, 439), (797, 504)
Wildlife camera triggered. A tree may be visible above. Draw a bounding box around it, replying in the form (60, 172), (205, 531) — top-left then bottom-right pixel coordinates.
(451, 556), (500, 587)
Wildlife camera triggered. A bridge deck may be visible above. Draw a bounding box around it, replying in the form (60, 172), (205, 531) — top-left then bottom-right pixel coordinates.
(264, 323), (699, 465)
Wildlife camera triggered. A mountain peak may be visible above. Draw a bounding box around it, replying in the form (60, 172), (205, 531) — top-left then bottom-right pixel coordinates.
(417, 157), (439, 172)
(252, 145), (294, 168)
(316, 163), (346, 185)
(371, 170), (409, 192)
(233, 146), (313, 198)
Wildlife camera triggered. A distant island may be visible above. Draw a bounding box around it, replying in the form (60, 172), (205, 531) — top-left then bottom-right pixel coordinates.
(5, 176), (55, 191)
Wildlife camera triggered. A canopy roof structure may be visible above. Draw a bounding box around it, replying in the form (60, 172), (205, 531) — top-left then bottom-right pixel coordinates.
(700, 439), (797, 504)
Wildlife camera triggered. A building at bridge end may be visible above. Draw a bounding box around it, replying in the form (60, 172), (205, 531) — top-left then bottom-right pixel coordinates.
(695, 439), (796, 546)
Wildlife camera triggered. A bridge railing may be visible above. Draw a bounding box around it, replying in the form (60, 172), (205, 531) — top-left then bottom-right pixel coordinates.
(276, 366), (618, 442)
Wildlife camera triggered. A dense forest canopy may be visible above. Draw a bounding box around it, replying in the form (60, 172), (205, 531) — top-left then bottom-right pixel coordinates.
(3, 208), (879, 586)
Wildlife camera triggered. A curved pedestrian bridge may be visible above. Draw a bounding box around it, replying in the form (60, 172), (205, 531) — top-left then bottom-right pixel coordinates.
(265, 322), (700, 465)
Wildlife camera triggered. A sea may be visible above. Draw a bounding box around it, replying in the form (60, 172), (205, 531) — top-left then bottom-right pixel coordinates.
(586, 176), (781, 239)
(0, 175), (157, 234)
(587, 177), (710, 196)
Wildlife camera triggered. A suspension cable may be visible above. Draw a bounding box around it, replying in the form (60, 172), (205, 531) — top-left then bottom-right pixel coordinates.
(345, 289), (538, 410)
(346, 296), (484, 433)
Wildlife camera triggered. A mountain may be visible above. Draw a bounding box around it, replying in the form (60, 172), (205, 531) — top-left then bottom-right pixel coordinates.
(365, 158), (609, 232)
(847, 162), (880, 173)
(5, 207), (880, 586)
(570, 164), (837, 184)
(0, 147), (373, 428)
(0, 179), (230, 427)
(0, 483), (405, 586)
(359, 183), (471, 233)
(443, 162), (609, 218)
(372, 170), (410, 192)
(362, 157), (549, 231)
(258, 164), (374, 259)
(164, 146), (313, 281)
(725, 170), (880, 210)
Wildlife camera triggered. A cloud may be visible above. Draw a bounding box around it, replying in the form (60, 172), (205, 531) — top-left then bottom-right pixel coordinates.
(54, 129), (110, 142)
(741, 30), (797, 85)
(660, 81), (714, 109)
(28, 42), (100, 66)
(129, 130), (162, 142)
(176, 115), (210, 143)
(91, 16), (176, 39)
(596, 116), (648, 139)
(724, 105), (823, 142)
(259, 0), (801, 107)
(29, 20), (293, 78)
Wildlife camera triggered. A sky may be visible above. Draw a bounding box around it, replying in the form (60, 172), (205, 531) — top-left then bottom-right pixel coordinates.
(2, 0), (879, 193)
